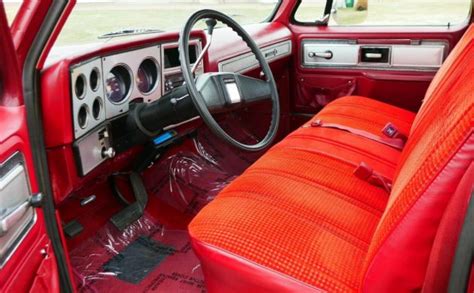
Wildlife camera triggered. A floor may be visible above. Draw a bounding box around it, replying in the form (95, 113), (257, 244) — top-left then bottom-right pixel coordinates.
(70, 214), (206, 293)
(66, 121), (264, 292)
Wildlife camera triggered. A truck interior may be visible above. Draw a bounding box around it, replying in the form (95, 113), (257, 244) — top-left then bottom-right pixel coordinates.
(0, 0), (473, 292)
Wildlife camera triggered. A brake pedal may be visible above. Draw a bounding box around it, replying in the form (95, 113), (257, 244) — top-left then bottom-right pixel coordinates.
(110, 172), (148, 230)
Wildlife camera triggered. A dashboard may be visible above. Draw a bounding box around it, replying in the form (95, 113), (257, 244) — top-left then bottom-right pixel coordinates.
(40, 23), (293, 203)
(71, 40), (203, 139)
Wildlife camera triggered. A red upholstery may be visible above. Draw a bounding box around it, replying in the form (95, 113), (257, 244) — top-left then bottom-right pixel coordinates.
(189, 25), (474, 292)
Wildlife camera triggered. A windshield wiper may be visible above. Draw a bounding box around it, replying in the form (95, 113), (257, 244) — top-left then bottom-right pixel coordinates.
(98, 28), (164, 39)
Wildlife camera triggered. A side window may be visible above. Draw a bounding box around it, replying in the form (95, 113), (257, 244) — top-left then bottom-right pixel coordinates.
(5, 0), (23, 26)
(294, 0), (472, 26)
(293, 0), (328, 23)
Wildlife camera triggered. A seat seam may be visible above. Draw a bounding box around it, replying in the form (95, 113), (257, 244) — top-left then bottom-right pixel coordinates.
(317, 111), (412, 130)
(245, 168), (384, 215)
(322, 102), (414, 121)
(283, 133), (398, 168)
(256, 149), (392, 203)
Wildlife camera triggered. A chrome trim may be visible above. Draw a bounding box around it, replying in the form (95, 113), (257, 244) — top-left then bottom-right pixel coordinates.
(74, 125), (113, 176)
(218, 40), (292, 73)
(391, 45), (445, 68)
(101, 45), (162, 119)
(163, 116), (200, 130)
(193, 35), (212, 74)
(71, 58), (106, 139)
(106, 63), (134, 106)
(137, 56), (161, 96)
(0, 152), (36, 268)
(301, 39), (448, 72)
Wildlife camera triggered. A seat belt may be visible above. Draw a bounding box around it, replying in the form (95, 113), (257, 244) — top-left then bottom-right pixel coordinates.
(353, 162), (392, 193)
(310, 119), (406, 150)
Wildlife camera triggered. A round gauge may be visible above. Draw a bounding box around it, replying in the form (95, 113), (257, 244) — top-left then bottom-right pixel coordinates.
(106, 65), (131, 104)
(77, 104), (89, 129)
(89, 68), (100, 91)
(136, 58), (159, 94)
(74, 74), (86, 99)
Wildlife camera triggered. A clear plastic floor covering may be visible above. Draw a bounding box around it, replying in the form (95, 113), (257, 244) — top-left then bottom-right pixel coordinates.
(70, 124), (263, 292)
(70, 215), (205, 292)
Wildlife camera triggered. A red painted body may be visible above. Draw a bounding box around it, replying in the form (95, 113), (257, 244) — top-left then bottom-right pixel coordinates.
(0, 3), (59, 291)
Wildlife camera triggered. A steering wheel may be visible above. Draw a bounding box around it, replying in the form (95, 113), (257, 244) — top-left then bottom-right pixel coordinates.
(179, 9), (280, 152)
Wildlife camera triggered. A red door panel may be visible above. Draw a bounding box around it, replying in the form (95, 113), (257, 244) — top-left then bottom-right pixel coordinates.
(0, 3), (60, 292)
(282, 13), (470, 128)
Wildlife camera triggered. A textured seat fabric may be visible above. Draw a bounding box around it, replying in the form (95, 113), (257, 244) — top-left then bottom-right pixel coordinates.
(189, 25), (474, 292)
(190, 146), (389, 292)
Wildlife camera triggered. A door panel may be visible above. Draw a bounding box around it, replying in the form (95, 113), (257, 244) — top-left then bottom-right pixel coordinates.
(0, 3), (60, 292)
(287, 23), (469, 128)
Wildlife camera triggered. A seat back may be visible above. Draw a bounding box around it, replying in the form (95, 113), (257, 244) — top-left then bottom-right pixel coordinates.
(362, 25), (474, 292)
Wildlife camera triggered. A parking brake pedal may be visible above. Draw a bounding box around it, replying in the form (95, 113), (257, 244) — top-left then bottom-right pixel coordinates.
(110, 172), (148, 231)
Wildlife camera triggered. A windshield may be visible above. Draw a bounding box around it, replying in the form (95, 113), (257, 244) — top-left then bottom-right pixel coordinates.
(55, 1), (280, 47)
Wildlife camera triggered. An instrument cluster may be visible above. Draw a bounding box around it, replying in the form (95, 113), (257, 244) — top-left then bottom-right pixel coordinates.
(69, 40), (202, 176)
(70, 41), (202, 139)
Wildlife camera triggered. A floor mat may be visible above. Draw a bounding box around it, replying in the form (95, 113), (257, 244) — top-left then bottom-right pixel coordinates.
(70, 214), (205, 292)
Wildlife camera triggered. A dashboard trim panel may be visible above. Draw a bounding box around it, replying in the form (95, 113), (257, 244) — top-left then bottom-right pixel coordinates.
(70, 58), (106, 139)
(218, 40), (292, 73)
(301, 39), (447, 72)
(101, 45), (162, 119)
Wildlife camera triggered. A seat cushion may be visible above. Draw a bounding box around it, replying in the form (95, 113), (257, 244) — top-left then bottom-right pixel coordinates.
(277, 95), (416, 180)
(189, 141), (390, 292)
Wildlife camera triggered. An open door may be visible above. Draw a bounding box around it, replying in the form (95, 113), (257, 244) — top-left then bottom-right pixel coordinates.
(0, 2), (60, 292)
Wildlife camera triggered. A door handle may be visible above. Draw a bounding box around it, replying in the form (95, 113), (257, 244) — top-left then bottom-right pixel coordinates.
(0, 193), (42, 237)
(308, 50), (333, 60)
(364, 52), (383, 59)
(0, 201), (30, 237)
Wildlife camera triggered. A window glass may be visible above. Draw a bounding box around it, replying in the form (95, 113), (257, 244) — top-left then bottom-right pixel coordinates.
(294, 0), (327, 23)
(294, 0), (472, 26)
(55, 0), (280, 47)
(4, 0), (23, 26)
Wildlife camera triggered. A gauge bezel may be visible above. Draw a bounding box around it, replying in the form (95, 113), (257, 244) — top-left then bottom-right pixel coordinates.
(136, 57), (161, 95)
(92, 97), (103, 120)
(89, 67), (100, 92)
(105, 63), (133, 105)
(77, 104), (90, 129)
(74, 74), (87, 99)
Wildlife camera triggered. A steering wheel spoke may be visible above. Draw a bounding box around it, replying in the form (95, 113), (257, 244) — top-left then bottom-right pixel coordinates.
(234, 74), (272, 104)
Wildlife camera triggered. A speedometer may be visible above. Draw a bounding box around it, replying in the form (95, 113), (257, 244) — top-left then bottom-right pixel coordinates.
(106, 65), (131, 104)
(136, 58), (159, 94)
